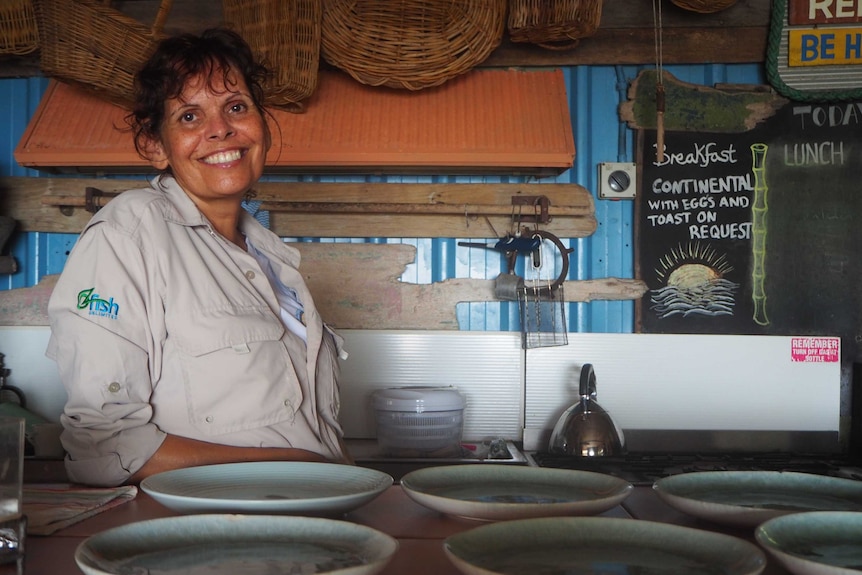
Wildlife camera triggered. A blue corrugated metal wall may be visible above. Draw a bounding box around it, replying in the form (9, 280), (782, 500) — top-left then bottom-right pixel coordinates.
(0, 64), (764, 332)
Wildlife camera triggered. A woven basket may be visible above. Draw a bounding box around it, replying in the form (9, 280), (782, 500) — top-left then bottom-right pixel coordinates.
(33, 0), (172, 108)
(670, 0), (738, 13)
(321, 0), (507, 90)
(222, 0), (320, 113)
(0, 0), (38, 55)
(508, 0), (603, 50)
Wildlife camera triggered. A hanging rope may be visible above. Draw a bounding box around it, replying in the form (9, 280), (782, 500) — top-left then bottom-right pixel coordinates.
(653, 0), (666, 163)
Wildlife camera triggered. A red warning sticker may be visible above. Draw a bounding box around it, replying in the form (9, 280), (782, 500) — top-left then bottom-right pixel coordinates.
(791, 337), (840, 363)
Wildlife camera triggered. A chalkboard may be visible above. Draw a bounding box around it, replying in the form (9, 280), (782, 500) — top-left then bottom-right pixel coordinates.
(636, 99), (862, 361)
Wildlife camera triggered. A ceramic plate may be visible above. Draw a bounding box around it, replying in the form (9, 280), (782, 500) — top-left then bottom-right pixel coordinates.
(140, 461), (393, 516)
(755, 511), (862, 575)
(653, 471), (862, 528)
(400, 464), (632, 521)
(75, 514), (398, 575)
(444, 516), (767, 575)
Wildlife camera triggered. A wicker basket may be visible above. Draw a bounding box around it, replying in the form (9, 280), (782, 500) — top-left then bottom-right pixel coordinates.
(0, 0), (39, 55)
(222, 0), (320, 113)
(33, 0), (172, 108)
(321, 0), (507, 90)
(670, 0), (738, 13)
(508, 0), (603, 51)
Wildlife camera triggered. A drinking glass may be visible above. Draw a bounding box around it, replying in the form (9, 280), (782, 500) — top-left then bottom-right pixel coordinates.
(0, 417), (25, 575)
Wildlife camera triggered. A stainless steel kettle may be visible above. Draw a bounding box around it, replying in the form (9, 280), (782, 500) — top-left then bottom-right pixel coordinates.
(548, 364), (625, 456)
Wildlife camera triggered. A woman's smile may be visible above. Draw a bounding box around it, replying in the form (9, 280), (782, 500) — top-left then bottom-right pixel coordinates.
(202, 149), (245, 165)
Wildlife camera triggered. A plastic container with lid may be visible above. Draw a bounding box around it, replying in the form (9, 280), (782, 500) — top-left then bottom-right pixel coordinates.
(371, 386), (466, 458)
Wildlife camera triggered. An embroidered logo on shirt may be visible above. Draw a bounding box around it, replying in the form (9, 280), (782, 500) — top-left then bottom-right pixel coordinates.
(77, 287), (120, 320)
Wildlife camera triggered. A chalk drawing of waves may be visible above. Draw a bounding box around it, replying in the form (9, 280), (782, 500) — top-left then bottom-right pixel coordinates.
(650, 278), (740, 318)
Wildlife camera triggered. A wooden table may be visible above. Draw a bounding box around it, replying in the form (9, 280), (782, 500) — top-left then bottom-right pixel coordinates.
(23, 485), (792, 574)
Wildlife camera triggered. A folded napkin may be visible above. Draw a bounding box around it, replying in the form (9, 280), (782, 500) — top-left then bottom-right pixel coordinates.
(24, 483), (137, 535)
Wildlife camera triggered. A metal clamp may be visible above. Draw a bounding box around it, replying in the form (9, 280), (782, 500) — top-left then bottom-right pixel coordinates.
(511, 195), (551, 225)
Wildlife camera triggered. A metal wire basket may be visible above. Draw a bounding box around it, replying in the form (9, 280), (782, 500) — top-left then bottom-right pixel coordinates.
(321, 0), (506, 90)
(32, 0), (171, 108)
(222, 0), (321, 113)
(507, 0), (603, 51)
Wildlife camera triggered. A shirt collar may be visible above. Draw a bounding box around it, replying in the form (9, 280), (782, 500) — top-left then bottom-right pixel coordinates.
(151, 174), (300, 267)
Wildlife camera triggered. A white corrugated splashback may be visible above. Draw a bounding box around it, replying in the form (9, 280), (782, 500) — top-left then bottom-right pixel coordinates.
(524, 333), (841, 450)
(338, 330), (523, 441)
(0, 328), (841, 450)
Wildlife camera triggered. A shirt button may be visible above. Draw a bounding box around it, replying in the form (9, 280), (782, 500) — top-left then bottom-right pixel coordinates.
(245, 270), (255, 280)
(107, 382), (121, 393)
(283, 399), (292, 408)
(205, 416), (213, 423)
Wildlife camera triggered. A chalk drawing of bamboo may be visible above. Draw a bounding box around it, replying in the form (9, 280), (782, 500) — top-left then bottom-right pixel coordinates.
(751, 143), (769, 326)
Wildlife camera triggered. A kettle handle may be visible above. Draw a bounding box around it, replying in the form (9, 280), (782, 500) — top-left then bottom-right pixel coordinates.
(579, 363), (597, 398)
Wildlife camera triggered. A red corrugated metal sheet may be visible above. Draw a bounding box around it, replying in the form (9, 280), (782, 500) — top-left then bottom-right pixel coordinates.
(15, 69), (574, 175)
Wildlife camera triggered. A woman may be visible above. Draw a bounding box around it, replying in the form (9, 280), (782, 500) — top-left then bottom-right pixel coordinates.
(46, 28), (351, 487)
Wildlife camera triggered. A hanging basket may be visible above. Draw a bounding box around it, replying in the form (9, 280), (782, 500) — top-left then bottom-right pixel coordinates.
(32, 0), (172, 108)
(670, 0), (738, 13)
(0, 0), (39, 55)
(222, 0), (321, 113)
(321, 0), (507, 90)
(507, 0), (603, 51)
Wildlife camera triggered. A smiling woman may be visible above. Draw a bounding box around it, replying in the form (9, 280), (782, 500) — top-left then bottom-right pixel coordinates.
(45, 28), (353, 487)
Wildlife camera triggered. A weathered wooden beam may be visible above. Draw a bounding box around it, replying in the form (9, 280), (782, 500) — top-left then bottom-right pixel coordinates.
(0, 177), (598, 238)
(0, 243), (648, 329)
(620, 70), (787, 133)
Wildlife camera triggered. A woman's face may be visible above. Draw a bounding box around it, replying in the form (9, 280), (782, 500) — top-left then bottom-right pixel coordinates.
(148, 67), (269, 206)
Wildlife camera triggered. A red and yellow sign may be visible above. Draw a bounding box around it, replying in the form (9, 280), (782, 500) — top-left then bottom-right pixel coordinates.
(787, 1), (862, 66)
(768, 0), (862, 99)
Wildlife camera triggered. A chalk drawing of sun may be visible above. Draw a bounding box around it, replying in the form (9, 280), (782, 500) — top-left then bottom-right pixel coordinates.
(650, 242), (739, 319)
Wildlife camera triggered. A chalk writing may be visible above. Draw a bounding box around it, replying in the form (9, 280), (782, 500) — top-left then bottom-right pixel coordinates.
(645, 146), (754, 244)
(783, 141), (846, 166)
(637, 81), (862, 358)
(654, 142), (738, 167)
(651, 174), (752, 194)
(689, 222), (752, 240)
(792, 103), (862, 128)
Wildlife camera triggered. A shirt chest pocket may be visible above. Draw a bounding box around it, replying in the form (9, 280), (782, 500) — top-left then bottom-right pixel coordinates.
(169, 306), (303, 436)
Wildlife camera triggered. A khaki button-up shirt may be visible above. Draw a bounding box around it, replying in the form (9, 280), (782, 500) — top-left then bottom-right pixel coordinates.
(47, 176), (347, 486)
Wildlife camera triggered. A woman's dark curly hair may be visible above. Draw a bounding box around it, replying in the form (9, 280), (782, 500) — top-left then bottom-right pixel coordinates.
(126, 28), (271, 160)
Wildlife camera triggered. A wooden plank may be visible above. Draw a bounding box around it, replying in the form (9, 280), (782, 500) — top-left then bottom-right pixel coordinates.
(0, 177), (597, 238)
(0, 244), (647, 328)
(620, 70), (788, 133)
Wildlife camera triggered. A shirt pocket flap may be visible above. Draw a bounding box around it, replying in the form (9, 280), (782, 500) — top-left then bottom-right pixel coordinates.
(171, 305), (285, 356)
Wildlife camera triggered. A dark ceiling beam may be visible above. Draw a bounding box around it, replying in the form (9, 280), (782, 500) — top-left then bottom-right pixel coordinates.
(0, 0), (771, 78)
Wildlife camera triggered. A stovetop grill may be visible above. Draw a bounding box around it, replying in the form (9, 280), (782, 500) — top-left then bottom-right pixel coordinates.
(529, 451), (862, 486)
